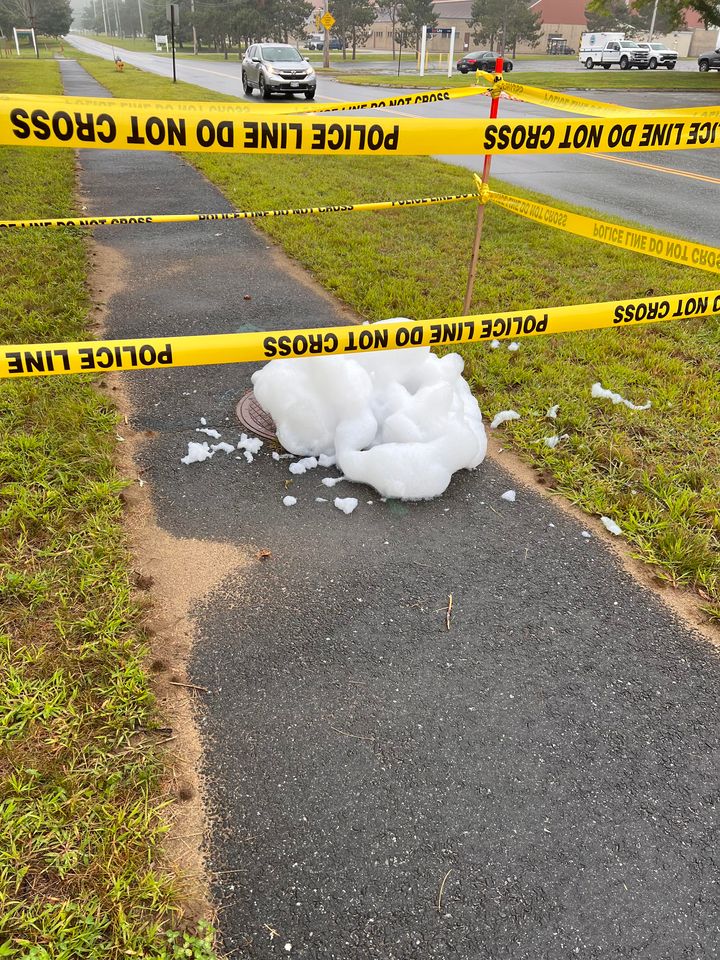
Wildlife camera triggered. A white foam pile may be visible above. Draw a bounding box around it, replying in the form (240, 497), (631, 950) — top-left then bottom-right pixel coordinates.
(591, 382), (651, 411)
(251, 335), (487, 500)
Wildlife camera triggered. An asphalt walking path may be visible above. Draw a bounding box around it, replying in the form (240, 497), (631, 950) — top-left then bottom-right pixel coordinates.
(60, 60), (720, 960)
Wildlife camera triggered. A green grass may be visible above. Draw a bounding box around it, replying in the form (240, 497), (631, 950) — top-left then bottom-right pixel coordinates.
(81, 33), (390, 63)
(0, 59), (215, 959)
(335, 70), (720, 91)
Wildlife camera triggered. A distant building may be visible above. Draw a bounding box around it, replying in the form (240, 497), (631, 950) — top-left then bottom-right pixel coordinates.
(321, 2), (718, 57)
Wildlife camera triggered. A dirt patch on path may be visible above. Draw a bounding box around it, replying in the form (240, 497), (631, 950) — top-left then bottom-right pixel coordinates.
(88, 235), (250, 923)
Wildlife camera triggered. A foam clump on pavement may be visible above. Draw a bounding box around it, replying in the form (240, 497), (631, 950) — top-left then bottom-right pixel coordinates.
(334, 496), (358, 515)
(252, 335), (487, 500)
(181, 441), (213, 464)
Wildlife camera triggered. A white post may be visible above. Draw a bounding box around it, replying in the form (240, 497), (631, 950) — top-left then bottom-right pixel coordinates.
(13, 27), (20, 55)
(137, 0), (144, 36)
(419, 23), (427, 76)
(30, 26), (37, 55)
(447, 26), (455, 77)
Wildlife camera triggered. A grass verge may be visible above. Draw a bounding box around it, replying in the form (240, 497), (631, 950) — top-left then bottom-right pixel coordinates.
(71, 55), (720, 620)
(0, 58), (215, 959)
(334, 70), (720, 91)
(78, 33), (390, 63)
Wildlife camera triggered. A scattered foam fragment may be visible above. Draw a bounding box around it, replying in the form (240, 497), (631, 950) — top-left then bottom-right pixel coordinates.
(200, 417), (207, 425)
(591, 382), (651, 411)
(490, 410), (520, 430)
(289, 456), (318, 475)
(544, 433), (569, 449)
(507, 342), (519, 352)
(500, 490), (516, 502)
(546, 404), (559, 419)
(318, 453), (336, 468)
(321, 476), (345, 488)
(211, 442), (235, 454)
(252, 331), (487, 500)
(315, 497), (328, 503)
(238, 433), (264, 455)
(196, 427), (221, 439)
(581, 531), (591, 539)
(334, 497), (358, 515)
(272, 451), (294, 461)
(181, 441), (212, 465)
(243, 451), (254, 464)
(282, 496), (297, 507)
(600, 516), (622, 536)
(490, 339), (500, 349)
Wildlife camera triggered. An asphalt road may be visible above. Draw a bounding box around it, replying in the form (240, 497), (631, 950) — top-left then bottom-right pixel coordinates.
(59, 57), (720, 960)
(65, 34), (720, 246)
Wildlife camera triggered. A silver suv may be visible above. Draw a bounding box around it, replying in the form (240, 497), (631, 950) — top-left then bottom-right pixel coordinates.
(242, 43), (316, 100)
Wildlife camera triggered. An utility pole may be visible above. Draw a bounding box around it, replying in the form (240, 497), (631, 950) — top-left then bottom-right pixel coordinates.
(648, 0), (660, 40)
(191, 0), (197, 55)
(137, 0), (144, 37)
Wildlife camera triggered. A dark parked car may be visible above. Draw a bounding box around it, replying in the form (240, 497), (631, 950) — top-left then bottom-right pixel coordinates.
(456, 50), (513, 73)
(242, 43), (316, 99)
(698, 46), (720, 71)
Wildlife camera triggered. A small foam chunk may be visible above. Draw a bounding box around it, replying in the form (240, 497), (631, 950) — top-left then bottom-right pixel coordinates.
(490, 410), (520, 430)
(321, 476), (344, 487)
(315, 497), (328, 503)
(196, 427), (221, 439)
(490, 339), (500, 349)
(600, 516), (622, 536)
(200, 417), (207, 425)
(546, 404), (559, 419)
(237, 433), (264, 455)
(282, 496), (297, 507)
(318, 453), (336, 468)
(289, 456), (318, 475)
(507, 342), (519, 352)
(211, 442), (236, 455)
(500, 489), (516, 502)
(334, 497), (358, 515)
(591, 382), (651, 411)
(181, 441), (212, 465)
(581, 530), (591, 539)
(544, 433), (569, 449)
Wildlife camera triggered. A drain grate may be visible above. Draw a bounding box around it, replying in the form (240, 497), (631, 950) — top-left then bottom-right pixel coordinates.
(236, 389), (277, 441)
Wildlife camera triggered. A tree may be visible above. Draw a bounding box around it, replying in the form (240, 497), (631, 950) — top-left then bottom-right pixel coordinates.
(397, 0), (436, 52)
(469, 0), (541, 53)
(333, 0), (374, 59)
(587, 0), (649, 34)
(0, 0), (72, 36)
(377, 0), (400, 59)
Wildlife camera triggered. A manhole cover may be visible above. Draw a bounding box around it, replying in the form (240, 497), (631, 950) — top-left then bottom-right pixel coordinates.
(236, 389), (277, 440)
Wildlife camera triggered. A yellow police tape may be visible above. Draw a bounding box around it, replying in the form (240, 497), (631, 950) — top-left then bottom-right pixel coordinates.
(3, 93), (720, 154)
(477, 72), (720, 121)
(0, 191), (476, 230)
(3, 289), (718, 378)
(0, 85), (490, 119)
(484, 182), (720, 274)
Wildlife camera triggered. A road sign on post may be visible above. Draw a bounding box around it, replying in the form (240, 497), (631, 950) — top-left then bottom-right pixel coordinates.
(320, 12), (335, 29)
(166, 2), (179, 83)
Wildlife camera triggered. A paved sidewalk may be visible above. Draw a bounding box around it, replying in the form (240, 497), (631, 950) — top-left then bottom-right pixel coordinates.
(61, 59), (720, 960)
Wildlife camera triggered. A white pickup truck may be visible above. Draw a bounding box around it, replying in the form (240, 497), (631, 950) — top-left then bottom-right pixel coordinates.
(578, 33), (651, 70)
